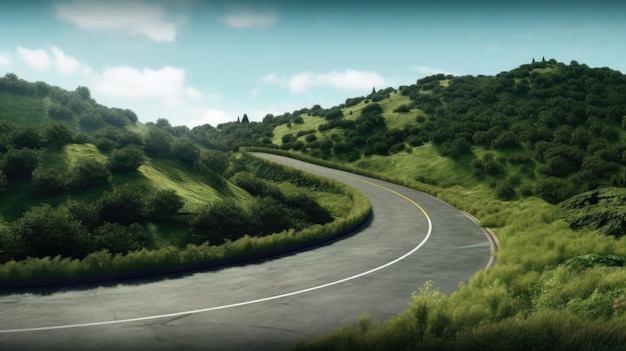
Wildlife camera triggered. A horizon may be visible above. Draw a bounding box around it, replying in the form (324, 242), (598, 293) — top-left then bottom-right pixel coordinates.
(1, 0), (625, 128)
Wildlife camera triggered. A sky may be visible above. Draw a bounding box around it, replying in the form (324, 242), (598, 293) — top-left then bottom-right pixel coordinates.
(1, 0), (625, 128)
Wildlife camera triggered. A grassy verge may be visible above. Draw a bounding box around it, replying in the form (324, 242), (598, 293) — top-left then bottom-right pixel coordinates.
(245, 147), (626, 350)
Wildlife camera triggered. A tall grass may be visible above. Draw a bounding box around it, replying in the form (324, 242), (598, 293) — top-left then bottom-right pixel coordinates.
(244, 148), (626, 350)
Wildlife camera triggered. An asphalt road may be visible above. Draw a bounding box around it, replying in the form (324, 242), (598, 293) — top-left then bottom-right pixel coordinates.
(0, 153), (490, 351)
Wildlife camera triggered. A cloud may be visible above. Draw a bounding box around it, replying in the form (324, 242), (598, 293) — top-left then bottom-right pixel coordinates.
(55, 1), (183, 42)
(93, 65), (201, 106)
(185, 87), (203, 100)
(0, 52), (11, 66)
(50, 46), (83, 75)
(263, 69), (387, 93)
(203, 109), (234, 126)
(17, 47), (51, 71)
(222, 9), (277, 28)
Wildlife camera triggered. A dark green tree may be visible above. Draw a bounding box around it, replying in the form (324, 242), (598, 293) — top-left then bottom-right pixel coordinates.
(68, 158), (110, 189)
(241, 114), (250, 123)
(106, 145), (146, 174)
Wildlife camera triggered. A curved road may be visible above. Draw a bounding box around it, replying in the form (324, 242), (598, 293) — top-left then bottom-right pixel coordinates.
(0, 154), (490, 351)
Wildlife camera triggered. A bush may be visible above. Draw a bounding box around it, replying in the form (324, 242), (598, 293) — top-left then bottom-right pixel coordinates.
(106, 145), (146, 174)
(393, 104), (411, 113)
(42, 123), (75, 149)
(8, 204), (90, 260)
(197, 149), (229, 174)
(1, 147), (39, 181)
(68, 158), (110, 189)
(146, 189), (184, 220)
(10, 127), (41, 149)
(91, 223), (152, 254)
(98, 185), (149, 224)
(173, 140), (200, 165)
(32, 167), (67, 195)
(192, 199), (251, 242)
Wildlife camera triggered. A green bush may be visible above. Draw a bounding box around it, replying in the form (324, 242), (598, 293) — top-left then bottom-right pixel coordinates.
(106, 145), (146, 174)
(7, 204), (90, 260)
(31, 167), (67, 195)
(1, 147), (39, 181)
(68, 158), (110, 189)
(192, 199), (251, 243)
(98, 185), (149, 224)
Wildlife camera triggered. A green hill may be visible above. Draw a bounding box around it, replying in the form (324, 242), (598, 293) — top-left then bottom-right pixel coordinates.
(0, 73), (369, 280)
(270, 59), (626, 205)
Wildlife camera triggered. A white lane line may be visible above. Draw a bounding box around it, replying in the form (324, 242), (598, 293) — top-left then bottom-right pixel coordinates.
(0, 166), (432, 333)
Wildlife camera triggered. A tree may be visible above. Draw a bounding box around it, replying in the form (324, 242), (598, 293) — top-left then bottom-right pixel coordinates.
(143, 127), (173, 157)
(42, 123), (75, 149)
(106, 145), (146, 174)
(32, 167), (67, 195)
(241, 114), (250, 123)
(98, 185), (149, 224)
(0, 170), (6, 191)
(75, 86), (91, 100)
(173, 140), (200, 165)
(9, 204), (90, 260)
(1, 148), (39, 181)
(10, 126), (41, 149)
(68, 158), (110, 189)
(146, 189), (184, 220)
(198, 149), (229, 174)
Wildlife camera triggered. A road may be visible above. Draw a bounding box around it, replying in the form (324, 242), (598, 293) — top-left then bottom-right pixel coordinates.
(0, 153), (490, 351)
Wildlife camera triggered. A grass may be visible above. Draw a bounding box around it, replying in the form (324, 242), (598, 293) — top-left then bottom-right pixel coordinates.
(0, 92), (48, 126)
(244, 140), (626, 350)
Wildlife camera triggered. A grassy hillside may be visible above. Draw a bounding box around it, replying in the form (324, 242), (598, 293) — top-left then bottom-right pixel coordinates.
(253, 60), (626, 350)
(0, 74), (371, 280)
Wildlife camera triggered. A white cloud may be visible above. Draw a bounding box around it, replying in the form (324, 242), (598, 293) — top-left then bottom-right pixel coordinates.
(203, 109), (235, 126)
(55, 1), (183, 42)
(263, 69), (387, 93)
(17, 46), (51, 71)
(222, 9), (277, 28)
(93, 66), (194, 105)
(186, 87), (203, 100)
(0, 52), (11, 66)
(50, 46), (82, 75)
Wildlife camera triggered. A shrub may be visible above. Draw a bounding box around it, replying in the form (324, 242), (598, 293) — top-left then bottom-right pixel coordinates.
(42, 123), (75, 149)
(91, 223), (152, 254)
(32, 167), (67, 195)
(1, 148), (39, 181)
(106, 145), (146, 174)
(146, 189), (184, 220)
(8, 204), (90, 260)
(192, 199), (251, 242)
(98, 185), (149, 224)
(10, 127), (41, 149)
(393, 104), (411, 113)
(68, 158), (110, 189)
(198, 149), (229, 174)
(173, 140), (200, 165)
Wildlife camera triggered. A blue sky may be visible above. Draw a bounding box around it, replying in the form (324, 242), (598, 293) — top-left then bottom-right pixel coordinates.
(1, 1), (625, 128)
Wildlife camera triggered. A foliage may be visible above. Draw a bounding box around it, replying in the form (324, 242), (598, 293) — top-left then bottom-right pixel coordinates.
(1, 147), (39, 181)
(106, 145), (146, 174)
(197, 149), (229, 174)
(68, 158), (110, 189)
